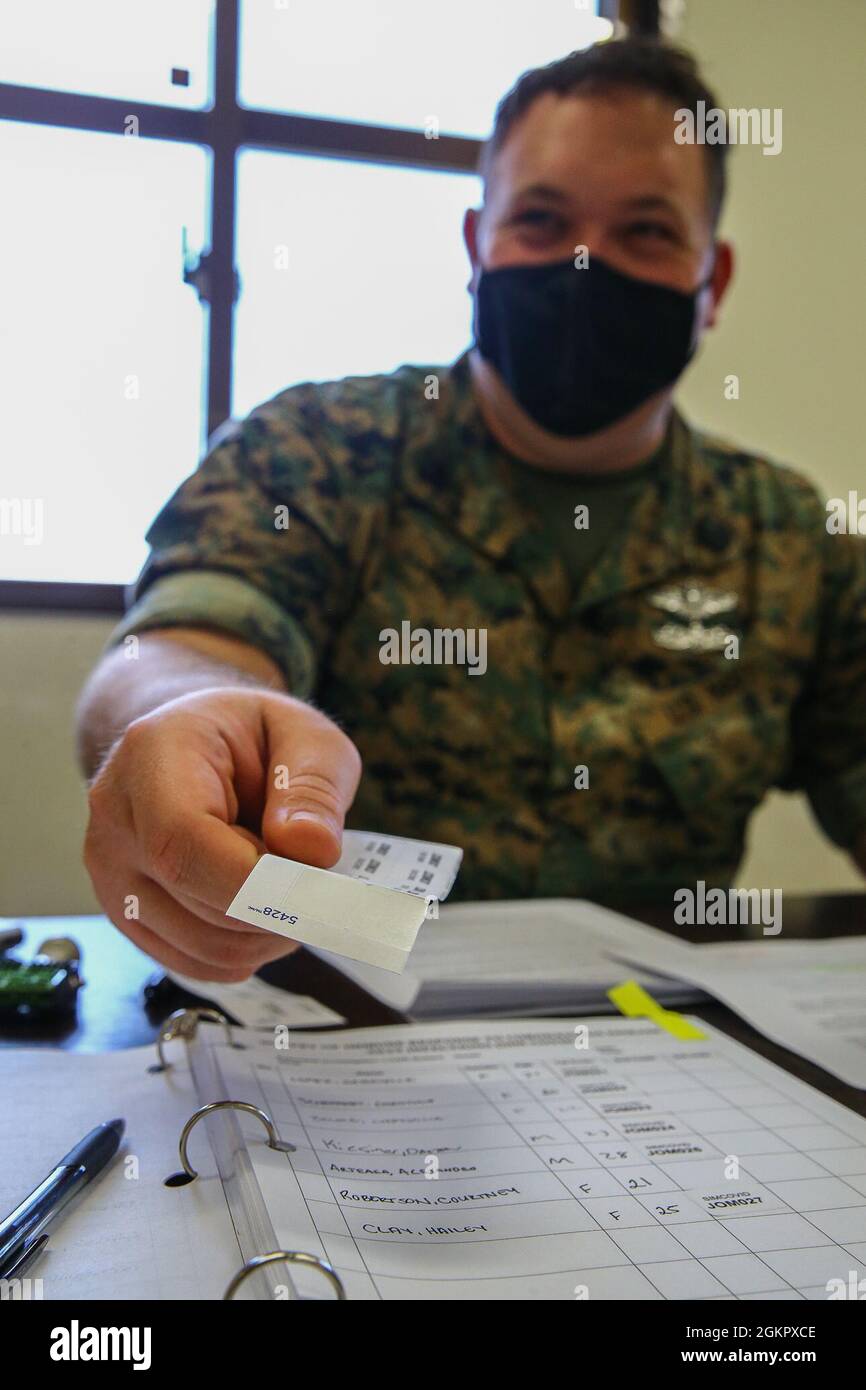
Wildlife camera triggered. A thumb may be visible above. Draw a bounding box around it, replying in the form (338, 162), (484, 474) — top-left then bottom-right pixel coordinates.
(260, 701), (362, 869)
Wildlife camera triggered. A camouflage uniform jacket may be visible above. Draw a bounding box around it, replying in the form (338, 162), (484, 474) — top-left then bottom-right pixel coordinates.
(107, 352), (866, 905)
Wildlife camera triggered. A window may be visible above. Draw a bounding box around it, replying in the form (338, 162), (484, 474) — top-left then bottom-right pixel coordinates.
(233, 152), (479, 415)
(0, 122), (208, 583)
(0, 0), (613, 594)
(239, 0), (612, 136)
(0, 0), (214, 108)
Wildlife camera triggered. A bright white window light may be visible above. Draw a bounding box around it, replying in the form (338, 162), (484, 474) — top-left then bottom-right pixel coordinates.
(239, 0), (607, 138)
(233, 151), (480, 416)
(0, 122), (209, 583)
(0, 0), (214, 108)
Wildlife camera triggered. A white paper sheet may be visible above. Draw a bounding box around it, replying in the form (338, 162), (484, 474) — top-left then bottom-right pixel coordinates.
(0, 1047), (240, 1299)
(312, 898), (706, 1016)
(166, 971), (345, 1029)
(214, 1016), (866, 1300)
(227, 832), (462, 972)
(592, 919), (866, 1091)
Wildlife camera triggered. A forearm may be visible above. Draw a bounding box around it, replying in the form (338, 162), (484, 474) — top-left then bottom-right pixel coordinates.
(75, 627), (287, 779)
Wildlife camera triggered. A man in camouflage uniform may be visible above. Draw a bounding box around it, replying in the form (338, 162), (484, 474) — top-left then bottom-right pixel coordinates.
(77, 39), (866, 981)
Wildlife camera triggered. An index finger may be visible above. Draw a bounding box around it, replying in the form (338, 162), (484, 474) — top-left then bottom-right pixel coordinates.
(141, 810), (260, 909)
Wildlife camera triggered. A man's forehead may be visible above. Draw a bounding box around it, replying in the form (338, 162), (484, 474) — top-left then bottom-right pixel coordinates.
(486, 89), (710, 213)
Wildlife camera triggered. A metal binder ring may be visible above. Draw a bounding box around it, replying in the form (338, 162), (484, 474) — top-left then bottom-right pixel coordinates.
(179, 1100), (296, 1178)
(154, 1007), (237, 1071)
(223, 1250), (346, 1301)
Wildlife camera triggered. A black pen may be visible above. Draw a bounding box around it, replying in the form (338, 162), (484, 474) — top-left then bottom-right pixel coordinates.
(0, 1119), (125, 1278)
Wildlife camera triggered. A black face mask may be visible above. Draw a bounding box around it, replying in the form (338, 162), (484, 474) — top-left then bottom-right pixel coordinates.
(473, 254), (711, 438)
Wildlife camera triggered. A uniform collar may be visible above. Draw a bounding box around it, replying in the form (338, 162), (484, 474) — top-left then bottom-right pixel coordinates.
(572, 408), (744, 617)
(402, 352), (743, 623)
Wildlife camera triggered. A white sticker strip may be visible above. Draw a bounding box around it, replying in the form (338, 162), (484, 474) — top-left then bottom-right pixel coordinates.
(227, 852), (432, 972)
(332, 830), (462, 900)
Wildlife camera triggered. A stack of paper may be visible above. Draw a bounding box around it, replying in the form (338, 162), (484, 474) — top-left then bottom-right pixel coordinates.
(165, 971), (346, 1029)
(312, 899), (708, 1017)
(594, 920), (866, 1091)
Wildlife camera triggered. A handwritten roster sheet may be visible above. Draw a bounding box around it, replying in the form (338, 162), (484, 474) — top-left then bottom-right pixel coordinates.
(214, 1019), (866, 1301)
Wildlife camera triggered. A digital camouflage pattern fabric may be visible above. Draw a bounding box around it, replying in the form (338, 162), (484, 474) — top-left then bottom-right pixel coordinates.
(107, 352), (866, 905)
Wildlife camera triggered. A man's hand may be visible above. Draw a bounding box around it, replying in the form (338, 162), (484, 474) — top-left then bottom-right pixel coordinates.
(83, 687), (362, 981)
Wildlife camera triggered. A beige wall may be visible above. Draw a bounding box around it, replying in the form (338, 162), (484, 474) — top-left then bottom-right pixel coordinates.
(674, 0), (864, 892)
(0, 615), (110, 915)
(1, 0), (864, 915)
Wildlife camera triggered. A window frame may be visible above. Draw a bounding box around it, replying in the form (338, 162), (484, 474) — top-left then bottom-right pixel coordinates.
(0, 0), (640, 612)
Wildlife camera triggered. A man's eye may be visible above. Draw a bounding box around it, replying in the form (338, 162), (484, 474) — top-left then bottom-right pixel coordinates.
(514, 209), (559, 227)
(627, 220), (676, 241)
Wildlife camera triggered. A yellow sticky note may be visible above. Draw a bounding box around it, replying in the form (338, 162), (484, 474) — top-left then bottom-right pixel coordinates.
(608, 980), (706, 1040)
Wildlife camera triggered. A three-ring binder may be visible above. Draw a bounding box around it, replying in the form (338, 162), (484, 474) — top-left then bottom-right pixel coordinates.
(178, 1099), (296, 1178)
(151, 1007), (346, 1300)
(151, 1005), (239, 1072)
(225, 1251), (346, 1301)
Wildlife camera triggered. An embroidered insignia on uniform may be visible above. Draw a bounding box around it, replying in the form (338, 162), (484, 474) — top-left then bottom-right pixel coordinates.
(649, 584), (737, 620)
(649, 584), (738, 652)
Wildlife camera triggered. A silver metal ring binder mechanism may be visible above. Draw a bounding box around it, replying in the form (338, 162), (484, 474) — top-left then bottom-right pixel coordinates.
(153, 1007), (344, 1299)
(179, 1100), (295, 1177)
(224, 1250), (346, 1301)
(151, 1006), (243, 1073)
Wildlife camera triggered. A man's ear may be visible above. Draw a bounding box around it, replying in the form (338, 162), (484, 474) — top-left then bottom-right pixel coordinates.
(703, 239), (734, 330)
(463, 206), (482, 292)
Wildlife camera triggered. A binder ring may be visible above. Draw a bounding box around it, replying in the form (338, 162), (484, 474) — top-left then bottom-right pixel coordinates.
(154, 1007), (237, 1071)
(179, 1100), (296, 1178)
(223, 1250), (346, 1301)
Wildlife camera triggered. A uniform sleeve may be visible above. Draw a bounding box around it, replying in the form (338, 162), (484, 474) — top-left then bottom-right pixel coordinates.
(103, 381), (395, 698)
(787, 522), (866, 851)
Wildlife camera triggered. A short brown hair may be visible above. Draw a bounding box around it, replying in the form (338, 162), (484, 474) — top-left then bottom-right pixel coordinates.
(480, 37), (728, 223)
